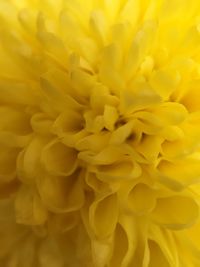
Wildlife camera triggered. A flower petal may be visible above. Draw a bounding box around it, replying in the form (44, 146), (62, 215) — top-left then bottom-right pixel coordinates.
(37, 172), (84, 213)
(150, 68), (181, 100)
(15, 185), (48, 225)
(41, 140), (78, 176)
(151, 195), (199, 229)
(128, 184), (156, 215)
(157, 158), (200, 190)
(89, 193), (118, 238)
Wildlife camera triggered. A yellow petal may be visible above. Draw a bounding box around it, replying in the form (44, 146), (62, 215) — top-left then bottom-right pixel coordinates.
(151, 195), (199, 230)
(17, 137), (47, 184)
(0, 79), (39, 106)
(0, 144), (19, 182)
(31, 113), (53, 136)
(148, 240), (170, 267)
(41, 140), (78, 176)
(151, 102), (188, 125)
(148, 226), (179, 266)
(90, 84), (119, 113)
(15, 185), (48, 225)
(120, 81), (161, 114)
(136, 135), (163, 162)
(84, 111), (105, 133)
(109, 122), (134, 145)
(76, 132), (110, 153)
(90, 10), (108, 46)
(52, 109), (86, 147)
(150, 68), (180, 100)
(157, 158), (200, 190)
(128, 184), (156, 215)
(38, 238), (65, 267)
(101, 43), (122, 71)
(96, 159), (141, 182)
(40, 77), (80, 113)
(47, 212), (79, 234)
(70, 69), (96, 97)
(91, 239), (112, 267)
(181, 79), (200, 112)
(37, 172), (84, 213)
(37, 15), (69, 68)
(89, 193), (118, 238)
(109, 224), (128, 267)
(85, 172), (111, 194)
(103, 105), (118, 131)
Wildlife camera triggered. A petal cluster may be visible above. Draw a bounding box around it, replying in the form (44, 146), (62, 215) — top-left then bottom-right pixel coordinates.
(1, 0), (200, 266)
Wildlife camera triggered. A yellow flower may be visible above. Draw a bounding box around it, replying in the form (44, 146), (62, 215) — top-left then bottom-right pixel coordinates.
(1, 0), (200, 266)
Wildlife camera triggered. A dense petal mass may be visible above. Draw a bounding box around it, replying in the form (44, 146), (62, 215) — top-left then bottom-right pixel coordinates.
(1, 0), (200, 266)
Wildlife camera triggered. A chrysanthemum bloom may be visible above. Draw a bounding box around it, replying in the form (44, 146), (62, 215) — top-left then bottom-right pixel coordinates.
(1, 0), (200, 266)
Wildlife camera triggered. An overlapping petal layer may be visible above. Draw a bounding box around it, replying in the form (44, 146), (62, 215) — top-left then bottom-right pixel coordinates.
(1, 0), (200, 266)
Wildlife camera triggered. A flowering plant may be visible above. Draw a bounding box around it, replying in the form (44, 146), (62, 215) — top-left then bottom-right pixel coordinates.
(0, 0), (200, 266)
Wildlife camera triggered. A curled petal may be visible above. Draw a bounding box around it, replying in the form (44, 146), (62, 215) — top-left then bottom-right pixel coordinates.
(109, 122), (134, 145)
(90, 84), (119, 113)
(76, 132), (110, 153)
(85, 172), (113, 194)
(89, 193), (118, 239)
(84, 111), (105, 133)
(52, 110), (87, 147)
(31, 113), (53, 136)
(17, 137), (48, 184)
(103, 105), (118, 132)
(37, 171), (85, 213)
(128, 183), (156, 215)
(41, 140), (78, 176)
(136, 135), (163, 162)
(96, 159), (141, 182)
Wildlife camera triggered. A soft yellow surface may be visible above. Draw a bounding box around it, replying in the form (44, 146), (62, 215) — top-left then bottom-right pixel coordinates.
(0, 0), (200, 266)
